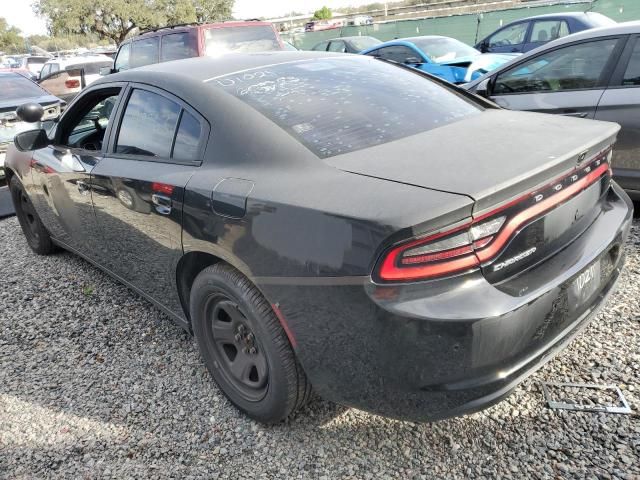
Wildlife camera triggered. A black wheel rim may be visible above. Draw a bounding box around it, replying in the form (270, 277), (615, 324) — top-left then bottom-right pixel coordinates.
(204, 295), (269, 402)
(15, 184), (40, 242)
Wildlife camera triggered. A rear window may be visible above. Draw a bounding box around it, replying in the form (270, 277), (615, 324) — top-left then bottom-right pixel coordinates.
(0, 74), (46, 100)
(210, 57), (481, 158)
(205, 26), (281, 55)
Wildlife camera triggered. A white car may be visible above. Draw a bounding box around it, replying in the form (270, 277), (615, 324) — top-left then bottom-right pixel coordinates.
(38, 55), (114, 102)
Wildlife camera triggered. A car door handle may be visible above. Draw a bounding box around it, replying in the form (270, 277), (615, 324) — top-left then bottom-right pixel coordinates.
(561, 111), (588, 118)
(151, 193), (172, 215)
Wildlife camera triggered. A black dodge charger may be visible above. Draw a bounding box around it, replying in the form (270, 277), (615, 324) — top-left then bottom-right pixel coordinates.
(5, 52), (633, 423)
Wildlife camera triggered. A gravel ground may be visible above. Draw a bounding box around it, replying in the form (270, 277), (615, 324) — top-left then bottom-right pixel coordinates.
(1, 214), (639, 479)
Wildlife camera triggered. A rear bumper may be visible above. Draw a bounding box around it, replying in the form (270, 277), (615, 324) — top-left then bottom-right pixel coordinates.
(259, 183), (633, 421)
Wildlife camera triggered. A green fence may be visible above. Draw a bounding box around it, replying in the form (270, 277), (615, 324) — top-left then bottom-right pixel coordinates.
(283, 0), (640, 50)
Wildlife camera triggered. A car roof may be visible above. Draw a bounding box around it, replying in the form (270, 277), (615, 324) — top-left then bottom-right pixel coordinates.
(99, 51), (339, 84)
(506, 11), (610, 21)
(45, 55), (112, 66)
(124, 21), (274, 43)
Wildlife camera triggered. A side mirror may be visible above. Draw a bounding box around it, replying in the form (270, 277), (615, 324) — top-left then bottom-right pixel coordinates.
(475, 78), (491, 98)
(14, 129), (49, 152)
(479, 41), (489, 53)
(99, 66), (114, 76)
(16, 102), (44, 123)
(404, 56), (423, 65)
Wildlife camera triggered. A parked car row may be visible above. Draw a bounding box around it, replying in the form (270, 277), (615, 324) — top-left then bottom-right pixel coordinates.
(465, 21), (640, 200)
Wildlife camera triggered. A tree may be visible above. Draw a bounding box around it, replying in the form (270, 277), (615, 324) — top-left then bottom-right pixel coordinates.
(0, 17), (25, 54)
(312, 6), (332, 20)
(34, 0), (234, 45)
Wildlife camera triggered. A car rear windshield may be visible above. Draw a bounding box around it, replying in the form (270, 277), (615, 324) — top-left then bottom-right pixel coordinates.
(0, 74), (45, 100)
(204, 26), (281, 55)
(210, 57), (481, 158)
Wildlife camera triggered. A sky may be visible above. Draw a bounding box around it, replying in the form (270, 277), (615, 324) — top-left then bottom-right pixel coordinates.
(0, 0), (386, 37)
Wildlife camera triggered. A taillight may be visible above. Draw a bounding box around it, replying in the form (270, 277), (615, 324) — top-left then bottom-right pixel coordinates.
(375, 147), (612, 283)
(65, 79), (80, 88)
(151, 182), (174, 195)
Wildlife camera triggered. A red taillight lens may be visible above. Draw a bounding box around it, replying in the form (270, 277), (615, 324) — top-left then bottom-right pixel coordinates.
(375, 148), (612, 283)
(151, 182), (174, 195)
(65, 79), (80, 88)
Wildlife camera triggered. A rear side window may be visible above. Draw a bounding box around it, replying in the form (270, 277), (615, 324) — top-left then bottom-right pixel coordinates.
(204, 26), (280, 55)
(115, 44), (131, 71)
(493, 38), (618, 94)
(531, 20), (570, 43)
(131, 37), (160, 68)
(211, 57), (480, 158)
(116, 89), (180, 157)
(172, 111), (202, 160)
(161, 32), (198, 62)
(328, 41), (346, 53)
(622, 39), (640, 86)
(367, 45), (417, 64)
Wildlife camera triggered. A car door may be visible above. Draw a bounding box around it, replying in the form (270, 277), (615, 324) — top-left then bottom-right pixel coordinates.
(90, 84), (208, 314)
(523, 19), (570, 52)
(487, 36), (624, 118)
(594, 34), (640, 193)
(29, 84), (124, 254)
(483, 21), (530, 53)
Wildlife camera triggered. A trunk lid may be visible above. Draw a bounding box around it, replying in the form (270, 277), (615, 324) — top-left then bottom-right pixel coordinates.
(325, 109), (619, 214)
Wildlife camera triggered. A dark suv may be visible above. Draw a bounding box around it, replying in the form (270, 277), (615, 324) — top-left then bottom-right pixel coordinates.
(110, 21), (284, 72)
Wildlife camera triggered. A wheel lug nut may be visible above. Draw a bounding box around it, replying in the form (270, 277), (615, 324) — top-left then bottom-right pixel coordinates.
(247, 333), (255, 342)
(249, 347), (257, 355)
(243, 347), (249, 354)
(234, 333), (242, 341)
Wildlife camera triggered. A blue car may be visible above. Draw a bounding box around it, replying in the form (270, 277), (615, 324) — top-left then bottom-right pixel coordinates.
(361, 36), (516, 84)
(475, 12), (615, 54)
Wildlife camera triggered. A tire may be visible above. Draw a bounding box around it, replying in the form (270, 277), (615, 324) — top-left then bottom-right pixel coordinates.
(9, 175), (56, 255)
(190, 264), (312, 423)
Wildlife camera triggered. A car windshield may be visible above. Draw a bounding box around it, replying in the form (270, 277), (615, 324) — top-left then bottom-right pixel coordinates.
(205, 26), (281, 55)
(0, 74), (45, 100)
(411, 37), (480, 62)
(349, 37), (382, 51)
(210, 57), (481, 158)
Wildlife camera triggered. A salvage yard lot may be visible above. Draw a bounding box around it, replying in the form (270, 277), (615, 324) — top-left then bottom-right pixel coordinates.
(1, 215), (639, 479)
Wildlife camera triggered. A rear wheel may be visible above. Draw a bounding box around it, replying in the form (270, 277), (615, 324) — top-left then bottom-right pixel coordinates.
(9, 176), (56, 255)
(190, 264), (311, 423)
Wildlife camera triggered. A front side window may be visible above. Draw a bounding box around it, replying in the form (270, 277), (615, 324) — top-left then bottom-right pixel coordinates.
(61, 90), (121, 151)
(204, 26), (280, 55)
(131, 37), (159, 69)
(161, 32), (198, 62)
(115, 43), (131, 71)
(211, 57), (481, 158)
(622, 39), (640, 87)
(328, 41), (346, 53)
(530, 20), (570, 44)
(493, 39), (618, 94)
(311, 41), (329, 51)
(488, 22), (528, 48)
(115, 89), (180, 157)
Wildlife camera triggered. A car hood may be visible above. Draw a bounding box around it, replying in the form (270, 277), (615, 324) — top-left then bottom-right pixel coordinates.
(0, 94), (61, 112)
(325, 109), (620, 213)
(438, 53), (519, 82)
